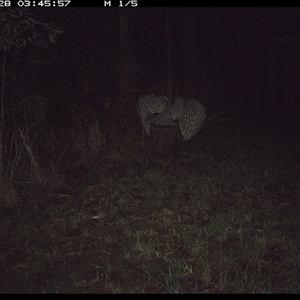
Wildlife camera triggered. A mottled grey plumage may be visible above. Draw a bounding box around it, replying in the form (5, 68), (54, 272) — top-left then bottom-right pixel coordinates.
(137, 95), (206, 141)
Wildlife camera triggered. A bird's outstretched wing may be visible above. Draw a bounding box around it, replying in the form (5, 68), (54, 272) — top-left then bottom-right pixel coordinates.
(137, 95), (168, 135)
(137, 95), (206, 141)
(173, 97), (207, 141)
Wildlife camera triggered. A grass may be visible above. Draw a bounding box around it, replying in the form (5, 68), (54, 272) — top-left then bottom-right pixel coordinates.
(0, 117), (300, 293)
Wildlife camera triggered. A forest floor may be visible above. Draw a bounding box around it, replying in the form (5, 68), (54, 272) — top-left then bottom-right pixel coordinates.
(1, 114), (300, 293)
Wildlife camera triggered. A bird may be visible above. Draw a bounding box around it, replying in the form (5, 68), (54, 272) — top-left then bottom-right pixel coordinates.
(137, 95), (206, 141)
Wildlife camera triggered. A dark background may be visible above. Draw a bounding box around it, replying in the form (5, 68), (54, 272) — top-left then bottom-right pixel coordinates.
(28, 7), (300, 130)
(3, 7), (300, 148)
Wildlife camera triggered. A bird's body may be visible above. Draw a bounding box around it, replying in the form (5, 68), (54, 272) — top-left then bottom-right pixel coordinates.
(137, 95), (206, 141)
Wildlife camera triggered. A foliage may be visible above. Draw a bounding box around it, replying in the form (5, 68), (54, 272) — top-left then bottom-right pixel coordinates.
(18, 95), (49, 122)
(0, 7), (62, 194)
(0, 8), (63, 52)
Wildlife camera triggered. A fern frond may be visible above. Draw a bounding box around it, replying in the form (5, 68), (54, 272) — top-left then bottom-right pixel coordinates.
(19, 94), (49, 122)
